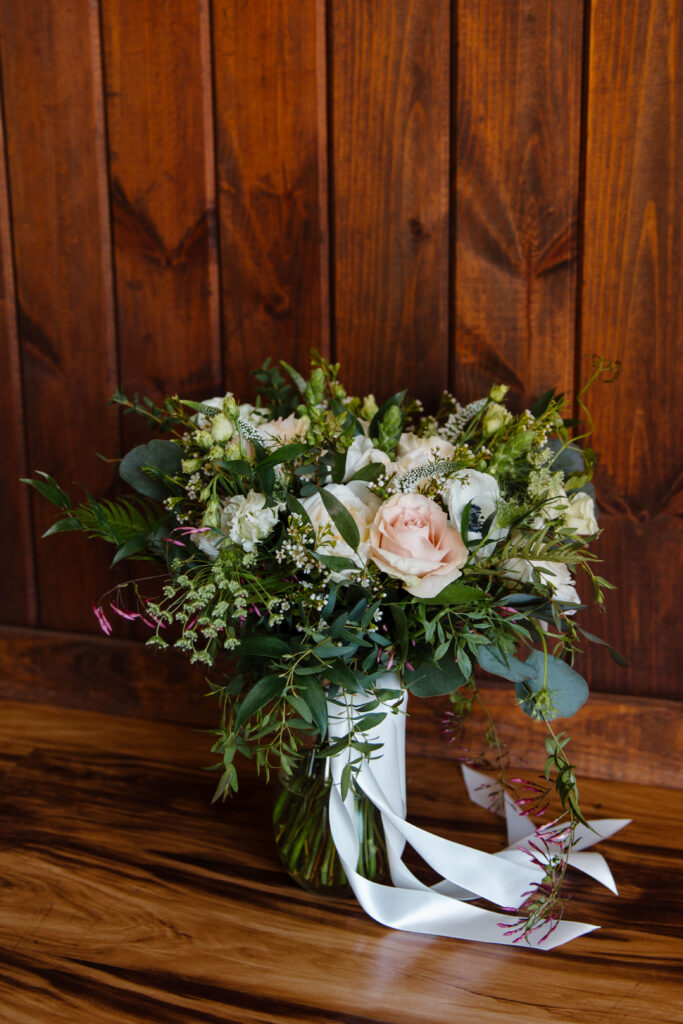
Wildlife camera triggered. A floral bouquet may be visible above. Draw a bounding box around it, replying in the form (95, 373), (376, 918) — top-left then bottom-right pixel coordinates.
(26, 354), (628, 948)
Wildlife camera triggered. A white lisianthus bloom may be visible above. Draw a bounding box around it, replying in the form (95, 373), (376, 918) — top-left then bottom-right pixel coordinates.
(564, 492), (599, 535)
(238, 403), (270, 429)
(443, 470), (508, 558)
(503, 558), (581, 610)
(195, 395), (226, 429)
(343, 435), (392, 482)
(299, 483), (380, 581)
(393, 433), (456, 478)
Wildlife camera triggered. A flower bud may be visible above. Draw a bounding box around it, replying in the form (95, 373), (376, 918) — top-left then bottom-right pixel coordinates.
(210, 413), (234, 443)
(489, 384), (510, 403)
(222, 394), (239, 418)
(360, 394), (379, 420)
(181, 458), (202, 473)
(483, 403), (512, 436)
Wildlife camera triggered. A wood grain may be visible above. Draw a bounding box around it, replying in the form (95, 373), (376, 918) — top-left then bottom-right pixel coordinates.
(454, 0), (584, 407)
(1, 626), (680, 789)
(101, 0), (222, 446)
(0, 1), (120, 632)
(0, 700), (680, 1024)
(330, 0), (450, 406)
(212, 0), (329, 400)
(0, 94), (36, 625)
(579, 0), (683, 700)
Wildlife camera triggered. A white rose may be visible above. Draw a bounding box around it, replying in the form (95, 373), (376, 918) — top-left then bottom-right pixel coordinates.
(299, 483), (380, 581)
(564, 492), (599, 535)
(444, 470), (508, 558)
(343, 435), (392, 482)
(394, 433), (456, 477)
(503, 558), (581, 610)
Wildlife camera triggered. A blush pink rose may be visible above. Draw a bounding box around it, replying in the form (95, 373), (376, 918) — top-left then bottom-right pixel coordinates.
(369, 493), (468, 598)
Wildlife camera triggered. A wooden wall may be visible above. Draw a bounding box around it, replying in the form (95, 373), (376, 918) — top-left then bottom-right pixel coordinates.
(0, 0), (680, 703)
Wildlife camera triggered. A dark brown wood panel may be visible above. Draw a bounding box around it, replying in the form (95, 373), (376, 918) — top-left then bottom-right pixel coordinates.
(2, 626), (681, 788)
(454, 0), (584, 407)
(331, 0), (450, 406)
(212, 0), (329, 400)
(0, 95), (36, 625)
(580, 0), (683, 699)
(0, 1), (120, 632)
(0, 700), (681, 1023)
(102, 0), (222, 444)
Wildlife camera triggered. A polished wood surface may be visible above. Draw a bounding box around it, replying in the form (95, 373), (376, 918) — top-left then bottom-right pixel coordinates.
(0, 699), (681, 1023)
(0, 3), (681, 695)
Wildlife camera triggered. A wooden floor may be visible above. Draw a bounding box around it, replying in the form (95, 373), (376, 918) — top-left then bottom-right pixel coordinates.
(0, 701), (681, 1024)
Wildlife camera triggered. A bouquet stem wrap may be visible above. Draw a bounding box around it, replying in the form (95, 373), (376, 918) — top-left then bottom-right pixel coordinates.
(327, 676), (629, 950)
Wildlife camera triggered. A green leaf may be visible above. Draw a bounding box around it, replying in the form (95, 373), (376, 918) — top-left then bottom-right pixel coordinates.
(42, 516), (83, 537)
(22, 472), (72, 510)
(317, 488), (360, 550)
(110, 533), (149, 566)
(355, 712), (387, 732)
(235, 675), (284, 729)
(575, 626), (629, 667)
(258, 443), (310, 469)
(298, 677), (328, 735)
(280, 359), (307, 396)
(340, 762), (353, 802)
(546, 440), (585, 480)
(476, 645), (529, 683)
(417, 582), (488, 606)
(234, 636), (290, 658)
(389, 605), (409, 660)
(405, 658), (467, 697)
(515, 651), (590, 720)
(285, 491), (311, 525)
(346, 461), (385, 484)
(286, 694), (313, 723)
(313, 552), (360, 573)
(119, 440), (182, 499)
(530, 388), (557, 418)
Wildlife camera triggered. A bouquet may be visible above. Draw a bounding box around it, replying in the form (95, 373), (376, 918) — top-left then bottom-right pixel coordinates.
(26, 353), (627, 948)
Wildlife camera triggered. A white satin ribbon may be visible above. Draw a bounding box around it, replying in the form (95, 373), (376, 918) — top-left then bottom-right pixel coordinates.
(327, 681), (630, 950)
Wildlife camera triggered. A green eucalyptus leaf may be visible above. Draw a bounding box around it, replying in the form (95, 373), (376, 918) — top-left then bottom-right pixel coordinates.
(516, 650), (590, 719)
(476, 645), (529, 683)
(405, 658), (467, 697)
(234, 636), (290, 658)
(119, 440), (182, 499)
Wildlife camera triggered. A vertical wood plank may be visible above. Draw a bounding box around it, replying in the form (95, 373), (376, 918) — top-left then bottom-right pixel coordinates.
(454, 0), (584, 407)
(101, 0), (222, 446)
(0, 93), (36, 626)
(0, 2), (120, 632)
(330, 0), (450, 406)
(212, 0), (329, 399)
(580, 0), (683, 699)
